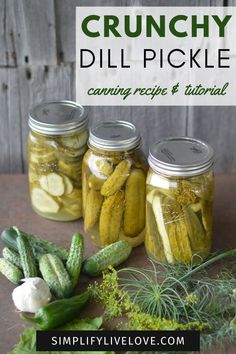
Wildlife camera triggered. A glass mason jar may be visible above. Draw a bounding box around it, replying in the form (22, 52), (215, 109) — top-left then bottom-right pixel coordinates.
(28, 100), (88, 221)
(146, 137), (214, 264)
(82, 121), (148, 248)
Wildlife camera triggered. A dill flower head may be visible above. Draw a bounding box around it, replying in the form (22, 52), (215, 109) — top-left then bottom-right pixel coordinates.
(185, 293), (199, 305)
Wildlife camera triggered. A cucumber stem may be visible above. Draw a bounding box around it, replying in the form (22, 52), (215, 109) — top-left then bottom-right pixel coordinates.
(12, 226), (20, 237)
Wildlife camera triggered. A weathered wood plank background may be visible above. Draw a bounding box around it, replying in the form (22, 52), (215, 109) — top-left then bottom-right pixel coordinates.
(0, 0), (235, 173)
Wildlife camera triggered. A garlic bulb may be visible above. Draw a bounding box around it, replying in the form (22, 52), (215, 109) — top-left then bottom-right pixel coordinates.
(12, 277), (51, 313)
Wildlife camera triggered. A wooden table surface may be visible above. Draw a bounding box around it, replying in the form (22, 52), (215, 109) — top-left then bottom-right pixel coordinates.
(0, 174), (236, 354)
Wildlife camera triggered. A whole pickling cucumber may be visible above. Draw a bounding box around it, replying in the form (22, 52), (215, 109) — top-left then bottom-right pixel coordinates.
(82, 240), (132, 276)
(2, 247), (22, 269)
(39, 254), (72, 299)
(17, 233), (38, 278)
(1, 227), (69, 261)
(0, 258), (23, 284)
(66, 233), (84, 289)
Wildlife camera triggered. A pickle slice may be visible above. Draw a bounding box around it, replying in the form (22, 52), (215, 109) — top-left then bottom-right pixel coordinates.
(63, 188), (82, 201)
(39, 173), (65, 197)
(31, 188), (60, 213)
(58, 160), (82, 180)
(60, 130), (88, 149)
(59, 145), (87, 158)
(62, 175), (74, 195)
(30, 150), (56, 164)
(63, 203), (82, 218)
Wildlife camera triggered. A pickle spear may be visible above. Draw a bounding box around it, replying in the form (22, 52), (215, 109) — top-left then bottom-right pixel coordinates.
(152, 195), (174, 264)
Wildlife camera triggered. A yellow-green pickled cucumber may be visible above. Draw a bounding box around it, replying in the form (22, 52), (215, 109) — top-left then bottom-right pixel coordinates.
(119, 228), (144, 247)
(84, 190), (103, 232)
(59, 188), (82, 218)
(99, 190), (125, 246)
(101, 159), (132, 197)
(201, 200), (213, 233)
(31, 188), (60, 213)
(175, 221), (192, 263)
(151, 195), (174, 263)
(58, 160), (82, 180)
(146, 199), (166, 262)
(184, 206), (206, 254)
(88, 174), (106, 191)
(39, 173), (65, 197)
(95, 159), (113, 177)
(61, 175), (74, 195)
(82, 171), (89, 216)
(60, 130), (88, 149)
(124, 169), (146, 237)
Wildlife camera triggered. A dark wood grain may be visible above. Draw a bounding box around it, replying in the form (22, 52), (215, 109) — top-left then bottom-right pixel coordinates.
(1, 0), (236, 175)
(0, 174), (236, 353)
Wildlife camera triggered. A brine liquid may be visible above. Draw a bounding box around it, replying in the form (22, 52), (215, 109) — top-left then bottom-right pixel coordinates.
(145, 170), (213, 264)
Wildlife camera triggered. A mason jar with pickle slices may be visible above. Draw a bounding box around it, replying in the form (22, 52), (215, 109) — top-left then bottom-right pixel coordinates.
(28, 100), (88, 221)
(82, 121), (148, 248)
(146, 137), (214, 265)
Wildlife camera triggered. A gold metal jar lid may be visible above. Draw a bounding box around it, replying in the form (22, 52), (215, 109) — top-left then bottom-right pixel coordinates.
(89, 120), (141, 151)
(148, 137), (214, 176)
(28, 100), (88, 135)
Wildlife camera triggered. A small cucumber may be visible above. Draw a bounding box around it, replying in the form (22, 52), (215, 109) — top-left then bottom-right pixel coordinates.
(82, 240), (132, 277)
(17, 233), (38, 278)
(1, 227), (69, 260)
(0, 258), (23, 284)
(39, 254), (72, 299)
(66, 233), (84, 289)
(2, 247), (22, 269)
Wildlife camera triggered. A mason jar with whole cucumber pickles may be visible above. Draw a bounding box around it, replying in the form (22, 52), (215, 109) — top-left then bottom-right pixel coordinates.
(82, 121), (148, 248)
(28, 100), (88, 221)
(146, 137), (214, 265)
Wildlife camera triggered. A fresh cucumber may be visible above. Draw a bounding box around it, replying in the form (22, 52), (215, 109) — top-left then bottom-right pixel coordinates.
(2, 247), (22, 269)
(82, 240), (132, 276)
(0, 258), (23, 284)
(39, 254), (72, 299)
(66, 233), (84, 289)
(1, 227), (68, 261)
(17, 233), (38, 278)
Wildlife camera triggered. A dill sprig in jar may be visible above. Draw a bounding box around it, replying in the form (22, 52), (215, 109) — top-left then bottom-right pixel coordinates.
(28, 100), (88, 221)
(82, 121), (148, 248)
(146, 137), (214, 264)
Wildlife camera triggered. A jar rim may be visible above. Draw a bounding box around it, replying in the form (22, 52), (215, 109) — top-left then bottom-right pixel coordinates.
(28, 100), (88, 135)
(148, 137), (214, 177)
